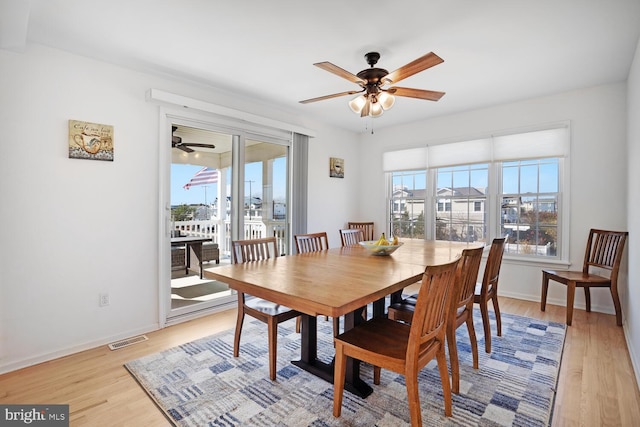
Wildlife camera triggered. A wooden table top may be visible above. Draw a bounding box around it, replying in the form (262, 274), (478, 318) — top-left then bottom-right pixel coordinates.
(204, 239), (482, 318)
(170, 236), (212, 245)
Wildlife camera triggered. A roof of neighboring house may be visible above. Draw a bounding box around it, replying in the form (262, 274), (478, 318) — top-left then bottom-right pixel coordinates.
(394, 187), (486, 198)
(437, 187), (486, 197)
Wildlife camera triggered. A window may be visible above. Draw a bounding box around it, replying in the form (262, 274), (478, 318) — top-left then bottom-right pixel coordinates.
(437, 201), (451, 212)
(383, 125), (569, 261)
(390, 170), (426, 239)
(501, 159), (559, 256)
(435, 164), (488, 243)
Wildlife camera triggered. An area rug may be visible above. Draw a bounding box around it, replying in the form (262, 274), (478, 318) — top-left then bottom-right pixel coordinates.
(125, 311), (565, 426)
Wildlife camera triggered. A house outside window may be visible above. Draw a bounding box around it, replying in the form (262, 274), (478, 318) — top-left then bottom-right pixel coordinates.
(389, 170), (426, 239)
(435, 164), (488, 243)
(500, 158), (559, 256)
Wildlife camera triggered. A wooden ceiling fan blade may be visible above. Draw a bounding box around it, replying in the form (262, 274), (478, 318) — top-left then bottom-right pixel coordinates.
(299, 90), (362, 104)
(314, 62), (366, 85)
(385, 52), (444, 84)
(389, 87), (446, 101)
(178, 144), (194, 153)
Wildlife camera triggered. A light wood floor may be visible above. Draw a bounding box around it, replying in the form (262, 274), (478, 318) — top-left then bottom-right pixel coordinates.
(1, 297), (639, 426)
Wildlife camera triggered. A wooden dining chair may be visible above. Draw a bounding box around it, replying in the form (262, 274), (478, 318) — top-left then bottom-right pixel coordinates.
(541, 229), (628, 326)
(387, 247), (484, 394)
(339, 228), (364, 247)
(473, 237), (506, 353)
(231, 237), (302, 380)
(293, 232), (339, 335)
(347, 221), (374, 241)
(333, 258), (460, 425)
(294, 231), (329, 253)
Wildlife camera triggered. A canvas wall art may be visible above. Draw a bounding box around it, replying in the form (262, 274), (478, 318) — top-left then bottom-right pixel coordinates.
(69, 120), (114, 161)
(330, 157), (344, 178)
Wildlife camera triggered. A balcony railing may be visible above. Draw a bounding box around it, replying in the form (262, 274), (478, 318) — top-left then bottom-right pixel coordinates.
(172, 216), (288, 256)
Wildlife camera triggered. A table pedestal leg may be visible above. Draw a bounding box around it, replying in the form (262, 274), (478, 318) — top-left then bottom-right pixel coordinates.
(292, 308), (372, 398)
(186, 243), (204, 279)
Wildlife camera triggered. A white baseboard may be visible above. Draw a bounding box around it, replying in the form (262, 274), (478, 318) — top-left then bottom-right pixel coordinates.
(164, 301), (236, 326)
(0, 322), (160, 375)
(499, 290), (616, 316)
(623, 326), (640, 394)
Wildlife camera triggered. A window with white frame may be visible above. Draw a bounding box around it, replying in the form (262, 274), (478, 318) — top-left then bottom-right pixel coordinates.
(435, 164), (488, 243)
(383, 125), (569, 260)
(500, 158), (559, 256)
(389, 170), (426, 239)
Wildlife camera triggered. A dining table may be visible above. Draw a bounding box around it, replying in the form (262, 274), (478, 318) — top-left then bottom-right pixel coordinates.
(171, 236), (212, 279)
(203, 238), (482, 398)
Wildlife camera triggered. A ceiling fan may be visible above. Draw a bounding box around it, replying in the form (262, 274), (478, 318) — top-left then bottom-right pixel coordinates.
(171, 126), (215, 152)
(300, 51), (445, 117)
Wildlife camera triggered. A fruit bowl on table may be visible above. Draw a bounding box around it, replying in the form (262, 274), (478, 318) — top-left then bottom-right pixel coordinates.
(358, 240), (404, 256)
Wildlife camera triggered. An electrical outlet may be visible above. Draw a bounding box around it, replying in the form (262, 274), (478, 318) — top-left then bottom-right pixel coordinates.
(99, 293), (110, 307)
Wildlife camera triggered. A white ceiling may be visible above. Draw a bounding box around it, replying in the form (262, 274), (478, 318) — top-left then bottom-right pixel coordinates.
(6, 0), (640, 133)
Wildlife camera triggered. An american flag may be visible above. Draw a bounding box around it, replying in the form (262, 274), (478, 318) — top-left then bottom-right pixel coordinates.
(183, 167), (219, 190)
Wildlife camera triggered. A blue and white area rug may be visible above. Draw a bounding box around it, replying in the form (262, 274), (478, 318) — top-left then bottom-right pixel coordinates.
(125, 311), (565, 426)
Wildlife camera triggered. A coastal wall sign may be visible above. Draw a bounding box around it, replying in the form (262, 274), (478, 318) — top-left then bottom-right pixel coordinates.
(68, 120), (114, 161)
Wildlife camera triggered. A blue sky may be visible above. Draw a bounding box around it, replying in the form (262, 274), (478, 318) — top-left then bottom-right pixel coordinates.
(392, 160), (559, 194)
(171, 159), (286, 205)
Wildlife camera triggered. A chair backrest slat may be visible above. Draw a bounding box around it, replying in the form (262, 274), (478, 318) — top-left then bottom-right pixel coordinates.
(231, 237), (278, 264)
(339, 229), (364, 247)
(347, 222), (374, 241)
(294, 232), (329, 254)
(584, 229), (628, 273)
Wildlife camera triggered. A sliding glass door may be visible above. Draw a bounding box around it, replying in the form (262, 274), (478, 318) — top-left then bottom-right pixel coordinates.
(164, 118), (291, 322)
(242, 138), (289, 254)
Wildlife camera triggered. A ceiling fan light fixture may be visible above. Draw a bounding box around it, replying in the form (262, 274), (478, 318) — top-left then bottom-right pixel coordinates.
(378, 91), (395, 110)
(370, 100), (384, 117)
(348, 94), (367, 114)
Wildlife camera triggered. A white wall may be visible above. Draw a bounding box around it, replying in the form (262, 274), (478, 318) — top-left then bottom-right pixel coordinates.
(307, 125), (361, 248)
(626, 37), (640, 385)
(357, 83), (628, 313)
(0, 44), (358, 373)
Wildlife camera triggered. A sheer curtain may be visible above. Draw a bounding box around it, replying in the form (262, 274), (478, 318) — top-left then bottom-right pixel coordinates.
(291, 132), (309, 237)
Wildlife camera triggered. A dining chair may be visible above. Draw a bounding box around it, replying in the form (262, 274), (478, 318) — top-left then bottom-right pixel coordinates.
(294, 231), (329, 253)
(387, 246), (484, 394)
(339, 228), (364, 247)
(333, 258), (460, 424)
(231, 236), (302, 380)
(473, 237), (506, 353)
(293, 232), (339, 335)
(347, 221), (374, 241)
(339, 228), (370, 324)
(541, 229), (628, 326)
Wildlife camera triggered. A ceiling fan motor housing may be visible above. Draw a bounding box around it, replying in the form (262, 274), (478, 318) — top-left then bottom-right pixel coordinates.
(358, 52), (390, 95)
(357, 68), (389, 94)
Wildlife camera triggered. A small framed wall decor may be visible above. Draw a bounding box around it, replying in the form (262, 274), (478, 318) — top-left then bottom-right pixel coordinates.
(68, 120), (114, 161)
(329, 157), (344, 178)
